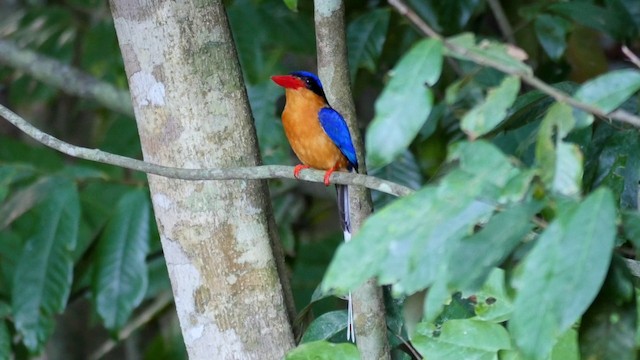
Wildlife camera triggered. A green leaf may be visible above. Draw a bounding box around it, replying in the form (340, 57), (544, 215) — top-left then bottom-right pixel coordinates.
(446, 33), (532, 75)
(461, 76), (521, 139)
(285, 340), (359, 360)
(93, 189), (150, 332)
(574, 69), (640, 113)
(509, 188), (617, 360)
(0, 176), (60, 229)
(347, 9), (390, 81)
(579, 256), (637, 360)
(622, 210), (640, 248)
(548, 2), (632, 40)
(366, 38), (443, 168)
(534, 14), (570, 61)
(406, 0), (483, 34)
(370, 150), (423, 210)
(300, 310), (348, 343)
(12, 178), (80, 352)
(413, 319), (511, 359)
(324, 141), (518, 295)
(535, 103), (583, 196)
(448, 202), (539, 290)
(0, 231), (22, 298)
(247, 82), (290, 165)
(470, 269), (513, 323)
(283, 0), (297, 12)
(0, 320), (9, 359)
(551, 329), (580, 360)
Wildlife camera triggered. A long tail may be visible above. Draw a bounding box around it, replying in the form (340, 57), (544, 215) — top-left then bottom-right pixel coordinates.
(336, 183), (355, 342)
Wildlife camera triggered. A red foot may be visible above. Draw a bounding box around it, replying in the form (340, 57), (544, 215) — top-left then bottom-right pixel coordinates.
(293, 164), (310, 179)
(323, 166), (337, 186)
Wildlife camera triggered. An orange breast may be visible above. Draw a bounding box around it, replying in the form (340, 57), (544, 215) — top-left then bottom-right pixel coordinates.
(281, 88), (349, 171)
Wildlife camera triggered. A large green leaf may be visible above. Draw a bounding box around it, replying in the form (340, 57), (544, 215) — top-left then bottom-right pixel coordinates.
(448, 202), (539, 290)
(285, 341), (359, 360)
(509, 188), (616, 360)
(323, 141), (518, 295)
(534, 14), (570, 61)
(300, 310), (348, 343)
(92, 189), (150, 332)
(346, 9), (390, 81)
(413, 319), (511, 359)
(12, 178), (80, 352)
(574, 69), (640, 113)
(366, 38), (443, 168)
(370, 150), (423, 210)
(0, 176), (59, 229)
(460, 76), (520, 139)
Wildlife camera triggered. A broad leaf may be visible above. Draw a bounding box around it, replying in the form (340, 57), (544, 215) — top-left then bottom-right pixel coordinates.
(285, 340), (359, 360)
(92, 189), (150, 332)
(461, 76), (521, 139)
(509, 188), (616, 360)
(574, 69), (640, 113)
(0, 176), (59, 229)
(366, 38), (443, 168)
(448, 202), (539, 290)
(324, 141), (518, 295)
(300, 310), (348, 343)
(347, 9), (390, 81)
(12, 178), (80, 352)
(534, 14), (570, 60)
(413, 319), (511, 359)
(370, 150), (423, 210)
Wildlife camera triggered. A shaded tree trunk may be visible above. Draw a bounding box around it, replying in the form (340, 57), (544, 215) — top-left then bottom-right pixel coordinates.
(314, 1), (391, 359)
(108, 0), (295, 358)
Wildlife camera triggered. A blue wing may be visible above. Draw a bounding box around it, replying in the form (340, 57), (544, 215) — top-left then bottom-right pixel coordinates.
(318, 107), (358, 171)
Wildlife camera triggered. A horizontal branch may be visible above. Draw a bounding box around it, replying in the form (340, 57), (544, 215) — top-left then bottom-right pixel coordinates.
(388, 0), (640, 128)
(0, 39), (133, 117)
(0, 104), (415, 197)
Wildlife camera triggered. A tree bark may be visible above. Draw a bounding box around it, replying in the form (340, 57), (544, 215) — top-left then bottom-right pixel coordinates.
(314, 1), (391, 359)
(108, 0), (295, 358)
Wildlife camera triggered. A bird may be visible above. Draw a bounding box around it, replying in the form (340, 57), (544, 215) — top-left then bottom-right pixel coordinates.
(271, 71), (358, 342)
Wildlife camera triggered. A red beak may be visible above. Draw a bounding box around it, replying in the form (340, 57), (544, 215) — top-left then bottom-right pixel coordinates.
(271, 75), (304, 89)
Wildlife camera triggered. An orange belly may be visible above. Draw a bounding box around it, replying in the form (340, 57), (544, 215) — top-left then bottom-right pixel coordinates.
(281, 89), (349, 171)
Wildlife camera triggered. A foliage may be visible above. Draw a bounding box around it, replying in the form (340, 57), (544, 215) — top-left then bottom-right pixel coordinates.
(1, 0), (640, 359)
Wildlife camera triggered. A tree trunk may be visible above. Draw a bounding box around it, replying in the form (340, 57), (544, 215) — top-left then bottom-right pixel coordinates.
(108, 0), (295, 358)
(314, 1), (391, 359)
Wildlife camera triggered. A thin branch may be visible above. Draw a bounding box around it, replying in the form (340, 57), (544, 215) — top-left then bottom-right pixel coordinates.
(89, 292), (174, 360)
(388, 0), (640, 128)
(622, 45), (640, 69)
(0, 104), (415, 197)
(0, 39), (133, 117)
(486, 0), (516, 45)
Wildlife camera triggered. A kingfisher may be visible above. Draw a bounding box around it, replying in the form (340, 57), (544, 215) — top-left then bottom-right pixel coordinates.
(271, 71), (358, 341)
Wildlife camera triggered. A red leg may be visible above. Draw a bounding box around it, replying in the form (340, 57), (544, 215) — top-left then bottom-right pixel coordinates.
(323, 165), (338, 186)
(293, 164), (310, 178)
